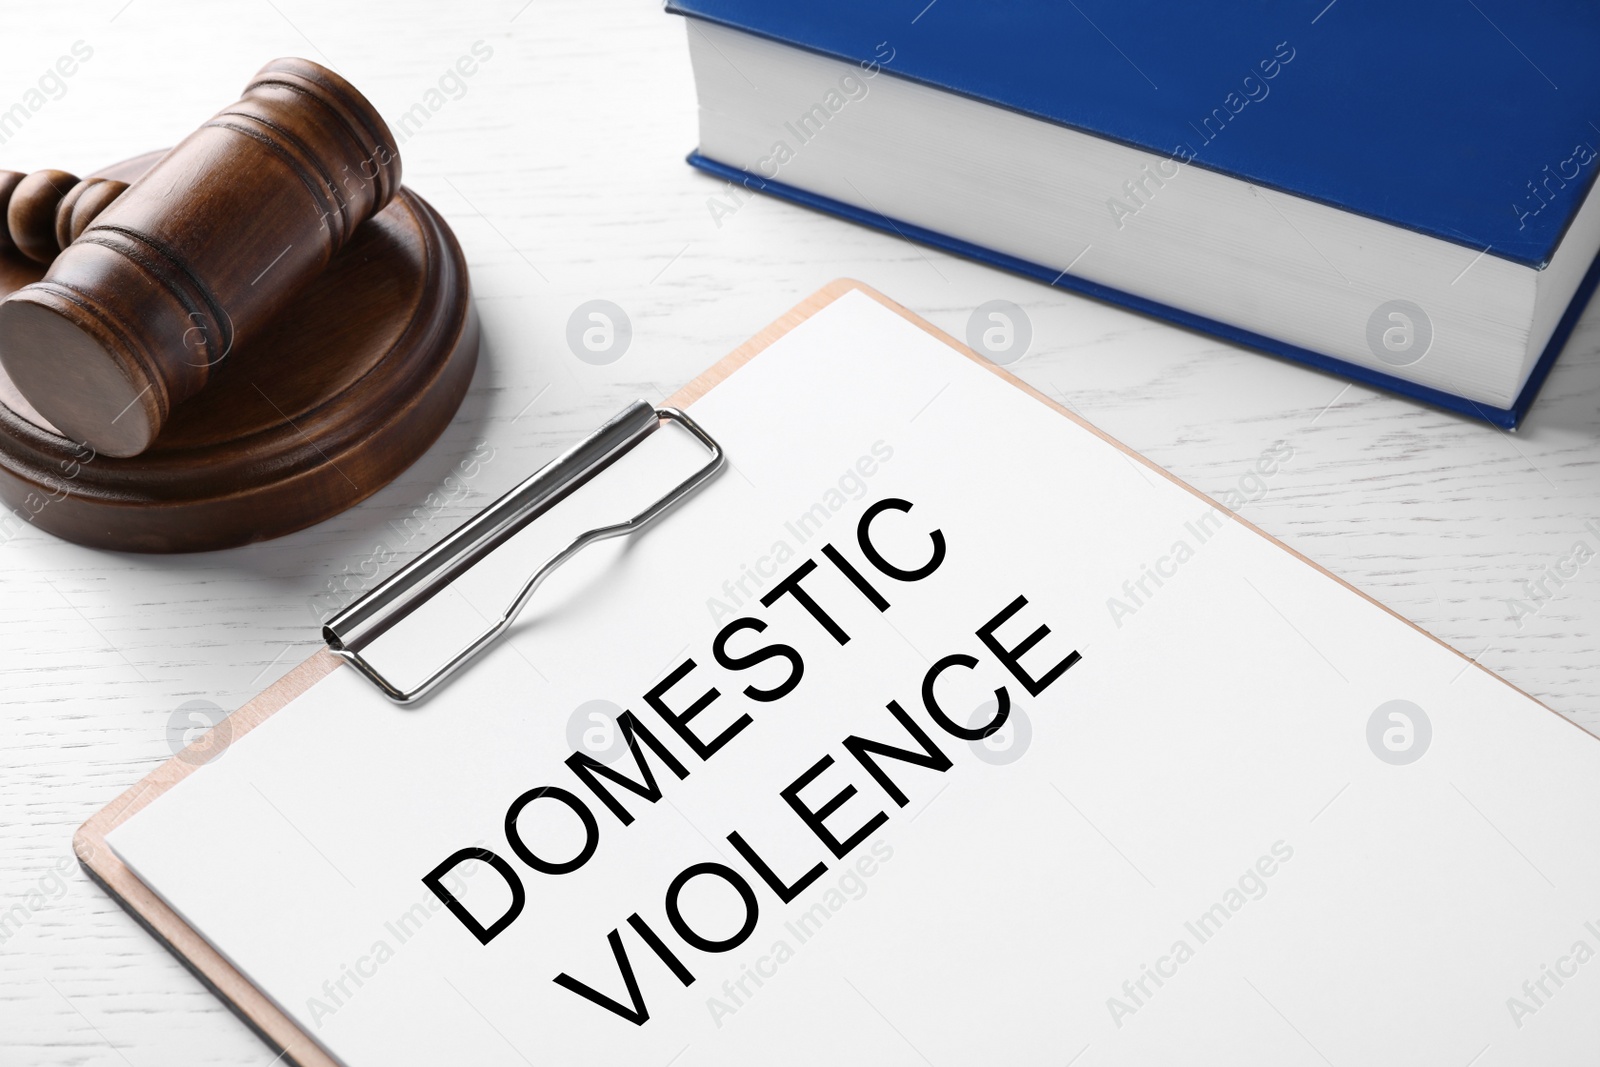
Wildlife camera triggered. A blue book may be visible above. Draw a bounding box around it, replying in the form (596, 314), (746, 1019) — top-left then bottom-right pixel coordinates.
(668, 0), (1600, 426)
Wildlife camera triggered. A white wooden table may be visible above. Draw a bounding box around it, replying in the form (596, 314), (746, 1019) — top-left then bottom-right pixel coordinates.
(1, 1), (1596, 1063)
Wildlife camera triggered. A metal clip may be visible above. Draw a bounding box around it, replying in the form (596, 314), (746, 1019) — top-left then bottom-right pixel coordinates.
(324, 401), (724, 704)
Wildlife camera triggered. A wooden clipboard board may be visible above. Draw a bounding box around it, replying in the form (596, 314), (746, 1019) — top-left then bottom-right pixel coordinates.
(74, 278), (1561, 1067)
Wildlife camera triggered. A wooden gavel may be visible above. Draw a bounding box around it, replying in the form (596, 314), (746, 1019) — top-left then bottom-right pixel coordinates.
(0, 170), (130, 264)
(0, 57), (400, 457)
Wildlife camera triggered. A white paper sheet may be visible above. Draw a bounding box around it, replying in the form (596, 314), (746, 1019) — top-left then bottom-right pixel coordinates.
(109, 290), (1600, 1066)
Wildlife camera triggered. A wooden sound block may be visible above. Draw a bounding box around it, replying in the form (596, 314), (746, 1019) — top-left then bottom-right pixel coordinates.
(0, 151), (478, 552)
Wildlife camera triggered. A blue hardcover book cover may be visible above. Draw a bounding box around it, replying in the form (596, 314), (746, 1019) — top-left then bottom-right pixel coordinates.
(668, 0), (1600, 426)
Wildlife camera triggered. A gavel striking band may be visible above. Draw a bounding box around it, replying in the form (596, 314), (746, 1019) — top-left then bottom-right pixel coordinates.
(0, 58), (401, 457)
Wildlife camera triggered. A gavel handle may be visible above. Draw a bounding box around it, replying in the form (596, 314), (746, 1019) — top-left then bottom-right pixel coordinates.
(0, 169), (129, 265)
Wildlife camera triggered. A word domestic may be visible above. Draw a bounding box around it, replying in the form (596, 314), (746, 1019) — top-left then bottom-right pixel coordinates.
(1107, 40), (1295, 230)
(705, 439), (894, 622)
(0, 40), (93, 147)
(1107, 841), (1294, 1028)
(424, 496), (1083, 1026)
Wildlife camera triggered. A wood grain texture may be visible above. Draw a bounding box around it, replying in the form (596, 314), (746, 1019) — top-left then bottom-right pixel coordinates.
(2, 169), (80, 263)
(2, 2), (1599, 1065)
(0, 58), (401, 456)
(0, 169), (125, 262)
(0, 152), (481, 552)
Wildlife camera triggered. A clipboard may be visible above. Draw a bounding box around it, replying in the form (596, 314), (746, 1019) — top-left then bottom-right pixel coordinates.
(73, 279), (1561, 1067)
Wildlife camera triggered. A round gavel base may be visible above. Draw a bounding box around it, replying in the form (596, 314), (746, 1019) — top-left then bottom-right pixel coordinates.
(0, 152), (479, 552)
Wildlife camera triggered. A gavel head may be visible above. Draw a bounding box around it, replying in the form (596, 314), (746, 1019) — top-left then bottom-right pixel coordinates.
(0, 58), (400, 457)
